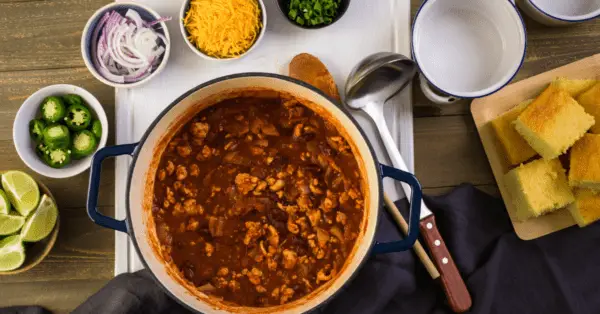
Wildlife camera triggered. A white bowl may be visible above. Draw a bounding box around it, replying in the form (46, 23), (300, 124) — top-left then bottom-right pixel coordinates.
(179, 0), (267, 61)
(13, 84), (109, 179)
(81, 2), (171, 88)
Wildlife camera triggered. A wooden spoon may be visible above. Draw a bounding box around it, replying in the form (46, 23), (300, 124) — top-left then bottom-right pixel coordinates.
(289, 53), (341, 102)
(288, 53), (440, 280)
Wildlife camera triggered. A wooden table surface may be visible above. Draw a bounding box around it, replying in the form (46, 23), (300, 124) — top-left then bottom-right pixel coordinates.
(0, 0), (599, 312)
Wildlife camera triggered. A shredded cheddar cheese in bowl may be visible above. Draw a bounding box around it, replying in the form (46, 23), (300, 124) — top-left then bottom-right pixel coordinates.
(183, 0), (263, 59)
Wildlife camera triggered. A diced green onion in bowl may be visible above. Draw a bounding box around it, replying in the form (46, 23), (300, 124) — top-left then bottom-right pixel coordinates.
(284, 0), (347, 28)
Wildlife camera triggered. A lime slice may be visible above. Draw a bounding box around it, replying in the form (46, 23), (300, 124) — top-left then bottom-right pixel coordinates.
(0, 235), (25, 272)
(0, 189), (10, 215)
(0, 213), (26, 235)
(1, 171), (40, 217)
(21, 194), (58, 242)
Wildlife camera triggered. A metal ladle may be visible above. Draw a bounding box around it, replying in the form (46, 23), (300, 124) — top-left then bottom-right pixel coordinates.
(344, 52), (417, 174)
(344, 52), (473, 313)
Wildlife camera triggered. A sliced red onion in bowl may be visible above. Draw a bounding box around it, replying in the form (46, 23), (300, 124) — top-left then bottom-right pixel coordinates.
(90, 9), (170, 84)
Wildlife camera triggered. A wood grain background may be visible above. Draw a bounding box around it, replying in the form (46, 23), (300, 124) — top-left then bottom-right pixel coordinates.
(0, 0), (598, 312)
(0, 1), (115, 312)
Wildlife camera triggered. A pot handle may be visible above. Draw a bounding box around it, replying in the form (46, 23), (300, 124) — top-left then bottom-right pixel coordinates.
(87, 143), (138, 233)
(372, 164), (422, 254)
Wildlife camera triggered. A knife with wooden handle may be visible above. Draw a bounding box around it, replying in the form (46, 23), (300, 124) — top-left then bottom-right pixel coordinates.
(389, 156), (472, 313)
(419, 209), (472, 312)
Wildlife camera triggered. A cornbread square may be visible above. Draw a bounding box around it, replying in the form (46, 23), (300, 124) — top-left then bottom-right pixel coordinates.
(568, 189), (600, 227)
(504, 159), (574, 221)
(551, 77), (597, 97)
(577, 82), (600, 134)
(569, 134), (600, 190)
(491, 100), (537, 165)
(514, 84), (595, 160)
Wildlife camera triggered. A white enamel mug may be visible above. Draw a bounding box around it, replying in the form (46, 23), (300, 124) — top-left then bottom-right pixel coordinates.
(412, 0), (526, 104)
(517, 0), (600, 26)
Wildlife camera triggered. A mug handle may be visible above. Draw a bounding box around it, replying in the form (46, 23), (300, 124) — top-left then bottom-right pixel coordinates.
(87, 143), (138, 233)
(419, 74), (460, 104)
(371, 164), (423, 254)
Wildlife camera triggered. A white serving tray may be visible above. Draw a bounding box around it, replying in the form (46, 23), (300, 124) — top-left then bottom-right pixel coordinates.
(114, 0), (413, 275)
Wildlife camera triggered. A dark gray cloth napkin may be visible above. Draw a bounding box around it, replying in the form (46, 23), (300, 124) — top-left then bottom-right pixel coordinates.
(4, 184), (599, 314)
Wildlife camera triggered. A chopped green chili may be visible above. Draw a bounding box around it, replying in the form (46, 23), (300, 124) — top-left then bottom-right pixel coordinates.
(43, 147), (72, 168)
(288, 0), (341, 27)
(91, 120), (102, 140)
(29, 119), (46, 143)
(62, 94), (84, 107)
(42, 124), (71, 149)
(71, 130), (98, 160)
(40, 96), (67, 123)
(36, 143), (49, 159)
(64, 104), (92, 131)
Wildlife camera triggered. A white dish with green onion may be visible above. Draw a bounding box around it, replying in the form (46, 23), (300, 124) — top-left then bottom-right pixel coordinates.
(13, 84), (108, 178)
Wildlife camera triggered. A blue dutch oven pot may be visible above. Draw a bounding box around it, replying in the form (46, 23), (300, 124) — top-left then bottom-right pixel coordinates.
(87, 73), (421, 313)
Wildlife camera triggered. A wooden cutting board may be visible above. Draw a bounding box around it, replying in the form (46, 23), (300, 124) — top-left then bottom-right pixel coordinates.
(471, 53), (600, 240)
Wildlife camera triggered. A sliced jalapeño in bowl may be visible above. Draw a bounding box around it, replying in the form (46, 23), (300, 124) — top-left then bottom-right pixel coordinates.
(91, 120), (102, 139)
(64, 104), (92, 131)
(42, 147), (72, 168)
(28, 119), (46, 144)
(71, 130), (98, 160)
(28, 92), (102, 169)
(62, 94), (84, 107)
(40, 96), (67, 123)
(42, 124), (71, 149)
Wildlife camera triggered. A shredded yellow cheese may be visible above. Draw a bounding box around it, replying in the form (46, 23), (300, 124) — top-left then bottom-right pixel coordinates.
(184, 0), (262, 59)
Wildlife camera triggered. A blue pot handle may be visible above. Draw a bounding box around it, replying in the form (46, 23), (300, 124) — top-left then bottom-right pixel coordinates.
(371, 164), (423, 254)
(87, 143), (138, 233)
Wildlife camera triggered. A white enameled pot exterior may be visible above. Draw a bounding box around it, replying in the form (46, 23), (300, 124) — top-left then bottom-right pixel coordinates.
(517, 0), (600, 26)
(127, 75), (381, 313)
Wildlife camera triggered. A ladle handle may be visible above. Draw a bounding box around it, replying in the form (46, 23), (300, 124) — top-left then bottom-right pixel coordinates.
(364, 105), (415, 197)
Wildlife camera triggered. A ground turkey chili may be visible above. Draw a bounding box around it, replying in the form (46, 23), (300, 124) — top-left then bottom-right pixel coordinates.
(151, 92), (365, 307)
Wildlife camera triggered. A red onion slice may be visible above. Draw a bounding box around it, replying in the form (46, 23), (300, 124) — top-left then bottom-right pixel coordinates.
(90, 9), (169, 84)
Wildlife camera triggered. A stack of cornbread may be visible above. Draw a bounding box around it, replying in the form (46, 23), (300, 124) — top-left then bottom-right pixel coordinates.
(492, 78), (600, 227)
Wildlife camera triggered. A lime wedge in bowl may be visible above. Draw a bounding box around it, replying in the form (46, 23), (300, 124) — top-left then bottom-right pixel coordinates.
(21, 194), (58, 242)
(0, 189), (10, 215)
(0, 213), (26, 236)
(0, 235), (26, 272)
(1, 171), (40, 217)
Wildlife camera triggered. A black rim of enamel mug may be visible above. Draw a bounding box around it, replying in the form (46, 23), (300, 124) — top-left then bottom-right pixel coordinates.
(411, 0), (528, 99)
(86, 72), (422, 313)
(527, 0), (600, 22)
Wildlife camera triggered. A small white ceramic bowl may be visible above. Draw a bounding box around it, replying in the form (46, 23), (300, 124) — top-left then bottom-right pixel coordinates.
(179, 0), (267, 61)
(81, 2), (171, 88)
(13, 84), (109, 179)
